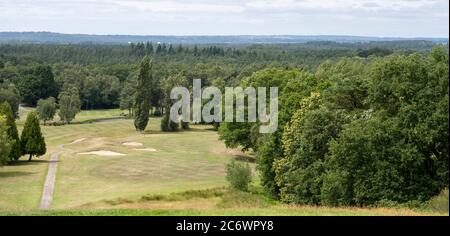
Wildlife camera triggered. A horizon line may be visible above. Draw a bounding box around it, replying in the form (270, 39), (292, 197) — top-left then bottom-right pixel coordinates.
(1, 31), (449, 40)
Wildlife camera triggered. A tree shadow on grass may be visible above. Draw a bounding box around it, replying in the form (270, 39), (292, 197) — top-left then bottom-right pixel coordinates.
(233, 154), (256, 163)
(0, 171), (34, 178)
(143, 126), (214, 135)
(7, 159), (57, 166)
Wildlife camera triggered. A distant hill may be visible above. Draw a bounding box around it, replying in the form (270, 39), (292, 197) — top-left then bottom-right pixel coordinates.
(0, 32), (448, 45)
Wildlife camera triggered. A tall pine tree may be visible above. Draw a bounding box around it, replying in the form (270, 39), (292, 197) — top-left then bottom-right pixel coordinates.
(20, 112), (46, 161)
(133, 56), (153, 132)
(0, 102), (22, 161)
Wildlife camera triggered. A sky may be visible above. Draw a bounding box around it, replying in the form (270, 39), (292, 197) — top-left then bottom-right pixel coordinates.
(0, 0), (448, 37)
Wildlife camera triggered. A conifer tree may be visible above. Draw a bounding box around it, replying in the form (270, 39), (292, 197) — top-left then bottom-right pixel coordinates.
(20, 112), (46, 161)
(0, 116), (12, 166)
(133, 56), (152, 132)
(0, 102), (22, 161)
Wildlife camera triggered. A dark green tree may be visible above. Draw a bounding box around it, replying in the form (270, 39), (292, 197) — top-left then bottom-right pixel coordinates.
(0, 83), (21, 119)
(323, 51), (449, 206)
(20, 112), (46, 161)
(0, 116), (12, 166)
(133, 56), (153, 132)
(0, 102), (21, 161)
(17, 65), (57, 106)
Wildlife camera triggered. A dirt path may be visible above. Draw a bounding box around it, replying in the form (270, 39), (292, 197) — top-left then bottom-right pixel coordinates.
(39, 145), (63, 210)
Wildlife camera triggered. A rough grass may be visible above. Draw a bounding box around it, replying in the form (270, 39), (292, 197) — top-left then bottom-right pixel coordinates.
(2, 188), (445, 216)
(423, 189), (449, 213)
(140, 187), (227, 202)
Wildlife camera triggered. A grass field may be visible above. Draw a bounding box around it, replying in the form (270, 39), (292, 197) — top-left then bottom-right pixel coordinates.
(0, 108), (447, 216)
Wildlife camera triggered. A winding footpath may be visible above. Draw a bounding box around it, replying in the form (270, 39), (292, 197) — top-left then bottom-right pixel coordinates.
(39, 145), (63, 210)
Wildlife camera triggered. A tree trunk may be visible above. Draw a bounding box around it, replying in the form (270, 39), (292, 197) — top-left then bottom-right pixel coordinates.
(28, 154), (32, 162)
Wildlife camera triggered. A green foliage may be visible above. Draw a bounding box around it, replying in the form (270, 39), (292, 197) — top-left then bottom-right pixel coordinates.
(276, 93), (350, 204)
(218, 122), (254, 151)
(256, 134), (282, 198)
(226, 161), (252, 192)
(160, 74), (188, 132)
(219, 67), (322, 198)
(357, 48), (393, 58)
(58, 86), (81, 124)
(81, 74), (121, 109)
(221, 47), (449, 206)
(17, 65), (57, 106)
(119, 76), (137, 117)
(0, 102), (21, 161)
(323, 51), (449, 206)
(134, 56), (153, 132)
(0, 83), (21, 118)
(160, 113), (179, 132)
(0, 116), (12, 166)
(20, 112), (46, 161)
(36, 97), (57, 125)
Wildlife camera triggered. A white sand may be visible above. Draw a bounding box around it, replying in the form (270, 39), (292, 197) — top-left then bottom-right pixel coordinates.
(71, 138), (86, 144)
(122, 142), (144, 147)
(134, 148), (157, 152)
(78, 150), (126, 156)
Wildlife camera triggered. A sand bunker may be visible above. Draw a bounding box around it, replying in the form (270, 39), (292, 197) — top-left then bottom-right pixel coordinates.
(134, 148), (157, 152)
(78, 150), (126, 156)
(122, 142), (143, 147)
(71, 138), (86, 144)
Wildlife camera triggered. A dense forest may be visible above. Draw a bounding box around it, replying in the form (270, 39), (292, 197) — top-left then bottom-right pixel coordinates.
(0, 40), (448, 207)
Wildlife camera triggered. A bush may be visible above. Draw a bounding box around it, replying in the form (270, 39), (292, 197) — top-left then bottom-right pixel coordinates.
(226, 161), (252, 192)
(160, 114), (179, 132)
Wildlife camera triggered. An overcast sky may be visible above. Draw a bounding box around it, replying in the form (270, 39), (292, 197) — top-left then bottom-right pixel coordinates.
(0, 0), (448, 37)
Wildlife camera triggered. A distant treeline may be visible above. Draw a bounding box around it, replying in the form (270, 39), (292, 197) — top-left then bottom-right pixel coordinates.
(1, 32), (448, 45)
(1, 40), (446, 66)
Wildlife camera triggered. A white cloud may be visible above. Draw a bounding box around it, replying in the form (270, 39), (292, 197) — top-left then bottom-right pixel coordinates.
(0, 0), (448, 37)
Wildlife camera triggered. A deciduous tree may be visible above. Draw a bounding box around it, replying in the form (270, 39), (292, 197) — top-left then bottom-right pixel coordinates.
(36, 97), (57, 125)
(58, 86), (81, 124)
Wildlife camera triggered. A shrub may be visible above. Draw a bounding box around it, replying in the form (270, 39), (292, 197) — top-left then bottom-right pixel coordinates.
(160, 114), (179, 132)
(226, 161), (252, 192)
